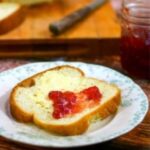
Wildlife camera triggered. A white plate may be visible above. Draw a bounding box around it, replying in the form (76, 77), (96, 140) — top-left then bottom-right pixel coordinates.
(0, 61), (148, 148)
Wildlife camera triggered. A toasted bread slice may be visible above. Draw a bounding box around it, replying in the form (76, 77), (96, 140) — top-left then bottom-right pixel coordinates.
(2, 0), (53, 5)
(0, 2), (26, 34)
(10, 65), (121, 135)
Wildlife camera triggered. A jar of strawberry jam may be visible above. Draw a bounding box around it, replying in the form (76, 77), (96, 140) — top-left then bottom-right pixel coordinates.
(120, 0), (150, 80)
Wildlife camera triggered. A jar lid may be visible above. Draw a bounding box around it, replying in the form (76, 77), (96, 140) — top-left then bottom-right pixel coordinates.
(122, 2), (150, 26)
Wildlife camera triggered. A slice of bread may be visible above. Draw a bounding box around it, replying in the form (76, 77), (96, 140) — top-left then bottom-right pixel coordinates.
(10, 65), (121, 135)
(2, 0), (53, 5)
(0, 2), (26, 34)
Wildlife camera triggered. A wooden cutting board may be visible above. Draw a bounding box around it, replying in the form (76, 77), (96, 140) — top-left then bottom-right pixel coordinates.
(0, 0), (121, 44)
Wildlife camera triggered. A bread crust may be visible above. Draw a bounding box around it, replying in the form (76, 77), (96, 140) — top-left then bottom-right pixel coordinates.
(0, 4), (26, 34)
(10, 65), (121, 135)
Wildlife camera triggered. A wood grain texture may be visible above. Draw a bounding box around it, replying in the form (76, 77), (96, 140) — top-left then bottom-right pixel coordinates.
(0, 0), (120, 44)
(0, 43), (149, 149)
(0, 39), (120, 58)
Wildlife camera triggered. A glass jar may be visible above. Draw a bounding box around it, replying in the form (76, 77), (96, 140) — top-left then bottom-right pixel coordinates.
(120, 0), (150, 80)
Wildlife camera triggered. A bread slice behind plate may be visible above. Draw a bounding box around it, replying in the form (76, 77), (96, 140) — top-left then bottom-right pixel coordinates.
(0, 2), (26, 34)
(10, 65), (121, 135)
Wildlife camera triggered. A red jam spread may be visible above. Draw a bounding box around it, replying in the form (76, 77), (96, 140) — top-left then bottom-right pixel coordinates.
(121, 28), (150, 79)
(48, 86), (102, 119)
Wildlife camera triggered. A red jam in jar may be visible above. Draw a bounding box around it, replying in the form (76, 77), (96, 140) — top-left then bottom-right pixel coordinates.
(48, 86), (102, 119)
(121, 1), (150, 79)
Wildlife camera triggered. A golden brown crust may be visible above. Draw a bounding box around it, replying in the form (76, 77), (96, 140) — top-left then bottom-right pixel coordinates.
(10, 86), (33, 122)
(10, 65), (121, 135)
(34, 116), (89, 136)
(0, 5), (26, 35)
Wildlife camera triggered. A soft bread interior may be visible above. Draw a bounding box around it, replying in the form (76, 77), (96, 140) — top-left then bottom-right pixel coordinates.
(0, 3), (20, 20)
(14, 68), (119, 125)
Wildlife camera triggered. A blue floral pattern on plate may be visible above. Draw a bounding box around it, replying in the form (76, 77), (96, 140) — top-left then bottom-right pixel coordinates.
(0, 61), (148, 148)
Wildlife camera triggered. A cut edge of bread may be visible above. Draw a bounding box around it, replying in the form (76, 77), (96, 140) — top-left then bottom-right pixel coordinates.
(0, 2), (26, 34)
(10, 65), (121, 135)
